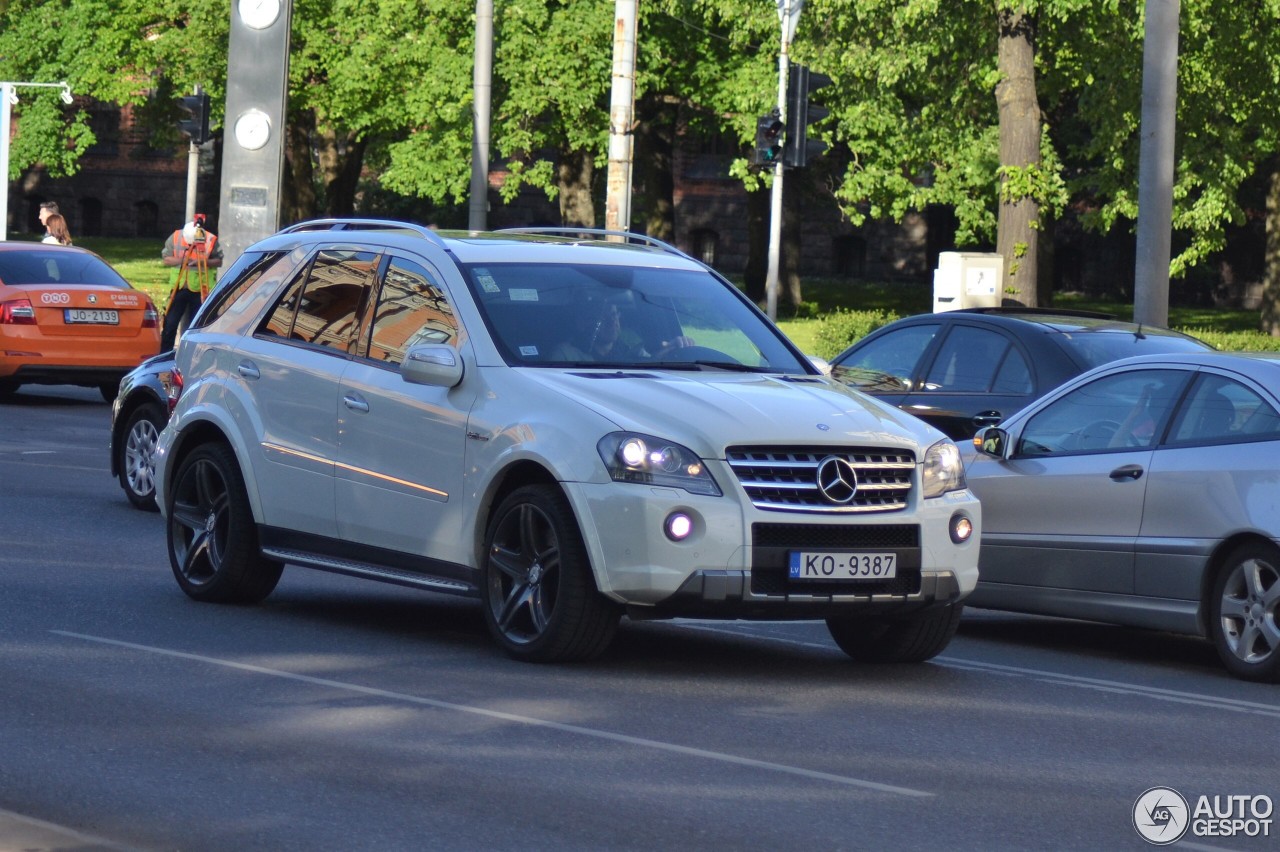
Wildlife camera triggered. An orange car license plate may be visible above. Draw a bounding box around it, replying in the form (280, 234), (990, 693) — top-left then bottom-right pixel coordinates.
(64, 308), (119, 325)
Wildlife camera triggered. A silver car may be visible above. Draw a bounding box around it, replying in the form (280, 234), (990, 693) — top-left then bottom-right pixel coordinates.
(967, 351), (1280, 681)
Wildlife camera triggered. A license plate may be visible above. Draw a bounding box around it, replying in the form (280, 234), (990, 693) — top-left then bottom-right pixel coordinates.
(65, 308), (119, 325)
(788, 551), (897, 581)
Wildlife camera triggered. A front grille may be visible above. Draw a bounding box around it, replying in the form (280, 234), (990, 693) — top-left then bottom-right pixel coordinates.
(726, 445), (915, 513)
(750, 523), (921, 596)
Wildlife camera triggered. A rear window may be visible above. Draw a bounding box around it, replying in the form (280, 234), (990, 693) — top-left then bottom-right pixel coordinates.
(1061, 328), (1211, 370)
(0, 250), (130, 288)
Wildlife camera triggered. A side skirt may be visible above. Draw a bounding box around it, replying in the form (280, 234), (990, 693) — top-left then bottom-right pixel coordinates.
(258, 526), (479, 598)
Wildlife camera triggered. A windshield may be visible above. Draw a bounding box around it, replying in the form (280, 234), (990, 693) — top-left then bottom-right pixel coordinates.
(0, 250), (130, 288)
(463, 262), (809, 374)
(1061, 328), (1211, 370)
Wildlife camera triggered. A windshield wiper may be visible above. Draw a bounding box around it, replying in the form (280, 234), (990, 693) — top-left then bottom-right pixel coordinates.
(651, 359), (770, 373)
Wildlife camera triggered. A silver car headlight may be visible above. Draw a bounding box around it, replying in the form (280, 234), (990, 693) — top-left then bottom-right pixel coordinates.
(597, 432), (722, 497)
(921, 439), (966, 498)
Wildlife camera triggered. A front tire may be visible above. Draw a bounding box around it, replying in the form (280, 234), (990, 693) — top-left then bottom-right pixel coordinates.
(826, 604), (963, 663)
(481, 484), (619, 662)
(166, 442), (282, 603)
(1210, 543), (1280, 682)
(118, 402), (165, 511)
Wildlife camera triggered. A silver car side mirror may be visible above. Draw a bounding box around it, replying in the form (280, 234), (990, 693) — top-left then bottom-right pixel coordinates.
(401, 344), (463, 388)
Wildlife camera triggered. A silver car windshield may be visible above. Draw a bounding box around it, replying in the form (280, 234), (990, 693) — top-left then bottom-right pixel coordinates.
(464, 262), (809, 373)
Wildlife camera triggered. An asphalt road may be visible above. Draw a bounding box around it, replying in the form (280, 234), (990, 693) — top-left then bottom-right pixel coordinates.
(0, 385), (1276, 851)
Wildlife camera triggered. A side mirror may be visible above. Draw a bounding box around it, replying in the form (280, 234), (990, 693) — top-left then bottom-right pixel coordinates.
(973, 425), (1010, 458)
(401, 343), (463, 388)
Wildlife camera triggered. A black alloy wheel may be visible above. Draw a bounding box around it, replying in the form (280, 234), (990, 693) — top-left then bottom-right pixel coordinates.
(166, 442), (282, 603)
(481, 484), (619, 662)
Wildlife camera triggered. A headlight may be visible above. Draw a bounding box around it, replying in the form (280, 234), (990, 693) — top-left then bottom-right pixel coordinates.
(597, 432), (722, 496)
(921, 439), (966, 498)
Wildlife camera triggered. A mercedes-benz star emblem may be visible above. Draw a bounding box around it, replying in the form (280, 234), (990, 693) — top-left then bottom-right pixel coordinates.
(816, 456), (858, 504)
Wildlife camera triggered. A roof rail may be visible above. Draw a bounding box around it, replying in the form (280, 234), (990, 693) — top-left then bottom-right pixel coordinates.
(958, 306), (1116, 320)
(279, 218), (447, 249)
(496, 227), (691, 260)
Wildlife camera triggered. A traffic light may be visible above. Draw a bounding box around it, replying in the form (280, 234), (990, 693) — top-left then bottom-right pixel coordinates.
(752, 111), (784, 167)
(177, 93), (210, 145)
(783, 64), (831, 168)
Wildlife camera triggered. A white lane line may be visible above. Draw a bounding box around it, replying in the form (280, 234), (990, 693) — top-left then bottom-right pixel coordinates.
(51, 630), (933, 798)
(675, 623), (1280, 719)
(0, 805), (136, 851)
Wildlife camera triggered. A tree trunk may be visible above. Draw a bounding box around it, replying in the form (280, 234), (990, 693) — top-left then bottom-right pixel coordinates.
(558, 149), (596, 227)
(281, 108), (317, 223)
(782, 170), (803, 311)
(1261, 163), (1280, 335)
(744, 186), (769, 302)
(314, 125), (366, 217)
(995, 6), (1041, 307)
(633, 95), (676, 240)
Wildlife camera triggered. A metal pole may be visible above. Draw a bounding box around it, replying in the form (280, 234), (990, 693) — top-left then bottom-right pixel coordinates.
(1133, 0), (1180, 327)
(1, 83), (11, 241)
(184, 85), (202, 224)
(765, 0), (793, 321)
(469, 0), (493, 231)
(605, 0), (638, 233)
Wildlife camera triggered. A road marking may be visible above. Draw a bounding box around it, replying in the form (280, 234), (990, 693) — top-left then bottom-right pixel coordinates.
(51, 630), (933, 798)
(0, 805), (136, 851)
(677, 623), (1280, 719)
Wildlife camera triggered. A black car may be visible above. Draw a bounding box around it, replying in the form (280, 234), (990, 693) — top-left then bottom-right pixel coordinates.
(829, 308), (1212, 440)
(110, 350), (178, 510)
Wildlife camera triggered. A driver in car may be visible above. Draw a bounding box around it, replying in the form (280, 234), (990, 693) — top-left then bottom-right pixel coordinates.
(553, 300), (693, 363)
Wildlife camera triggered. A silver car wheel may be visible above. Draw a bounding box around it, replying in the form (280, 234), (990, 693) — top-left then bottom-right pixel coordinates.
(125, 417), (159, 498)
(1218, 556), (1280, 666)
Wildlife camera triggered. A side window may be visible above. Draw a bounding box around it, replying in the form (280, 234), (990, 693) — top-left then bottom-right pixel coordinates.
(364, 256), (458, 367)
(1169, 375), (1280, 445)
(260, 275), (305, 339)
(830, 324), (939, 392)
(1017, 369), (1186, 457)
(194, 251), (288, 328)
(922, 326), (1021, 393)
(289, 249), (379, 351)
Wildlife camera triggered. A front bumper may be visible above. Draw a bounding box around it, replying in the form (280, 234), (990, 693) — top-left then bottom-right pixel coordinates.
(565, 478), (980, 618)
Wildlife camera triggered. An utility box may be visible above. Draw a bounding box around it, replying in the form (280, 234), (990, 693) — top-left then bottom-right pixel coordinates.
(932, 252), (1004, 313)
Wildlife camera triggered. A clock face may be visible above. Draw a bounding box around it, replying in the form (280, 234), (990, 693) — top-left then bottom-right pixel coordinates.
(234, 110), (272, 151)
(238, 0), (281, 30)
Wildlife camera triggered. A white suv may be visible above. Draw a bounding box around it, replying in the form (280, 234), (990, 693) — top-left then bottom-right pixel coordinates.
(155, 221), (979, 663)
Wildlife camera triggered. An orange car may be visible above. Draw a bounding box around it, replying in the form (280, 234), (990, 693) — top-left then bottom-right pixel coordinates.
(0, 243), (161, 402)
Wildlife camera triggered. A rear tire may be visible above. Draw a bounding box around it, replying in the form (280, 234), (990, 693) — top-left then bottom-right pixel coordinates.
(0, 380), (18, 399)
(481, 484), (620, 662)
(166, 442), (282, 603)
(118, 402), (165, 511)
(1209, 542), (1280, 682)
(826, 604), (963, 663)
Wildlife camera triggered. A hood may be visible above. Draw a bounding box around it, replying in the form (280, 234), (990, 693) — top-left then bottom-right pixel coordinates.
(518, 369), (943, 458)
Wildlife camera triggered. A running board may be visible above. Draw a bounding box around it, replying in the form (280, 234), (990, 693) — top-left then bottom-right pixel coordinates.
(261, 547), (477, 596)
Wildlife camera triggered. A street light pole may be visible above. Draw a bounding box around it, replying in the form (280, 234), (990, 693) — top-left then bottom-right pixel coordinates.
(0, 80), (73, 242)
(470, 0), (494, 231)
(605, 0), (638, 233)
(766, 0), (802, 321)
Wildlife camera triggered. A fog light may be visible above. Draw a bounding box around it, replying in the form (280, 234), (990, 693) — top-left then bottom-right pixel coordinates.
(665, 512), (693, 541)
(950, 513), (974, 544)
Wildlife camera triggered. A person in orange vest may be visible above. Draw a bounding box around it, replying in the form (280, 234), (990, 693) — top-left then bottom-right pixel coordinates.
(160, 213), (222, 351)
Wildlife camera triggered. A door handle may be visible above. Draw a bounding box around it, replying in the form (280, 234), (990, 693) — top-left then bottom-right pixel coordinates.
(1109, 464), (1144, 481)
(237, 361), (260, 380)
(343, 393), (370, 413)
(972, 410), (1003, 427)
